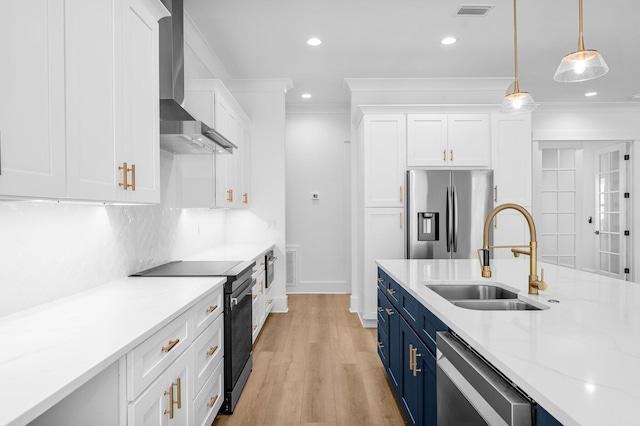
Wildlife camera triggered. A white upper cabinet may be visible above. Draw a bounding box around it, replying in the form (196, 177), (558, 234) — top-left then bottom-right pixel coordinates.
(0, 1), (67, 199)
(362, 114), (407, 208)
(67, 0), (165, 203)
(490, 113), (532, 206)
(407, 114), (490, 168)
(182, 79), (251, 209)
(0, 0), (167, 203)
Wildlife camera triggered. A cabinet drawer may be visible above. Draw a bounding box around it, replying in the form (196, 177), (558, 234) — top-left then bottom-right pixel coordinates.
(399, 286), (421, 334)
(193, 358), (224, 426)
(192, 284), (224, 337)
(419, 304), (448, 356)
(193, 314), (224, 395)
(127, 311), (192, 401)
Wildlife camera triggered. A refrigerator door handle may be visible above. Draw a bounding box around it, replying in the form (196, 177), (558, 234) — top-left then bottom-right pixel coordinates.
(446, 186), (452, 252)
(453, 186), (459, 252)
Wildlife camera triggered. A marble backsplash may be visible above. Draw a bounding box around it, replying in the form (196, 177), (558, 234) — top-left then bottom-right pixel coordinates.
(0, 201), (226, 316)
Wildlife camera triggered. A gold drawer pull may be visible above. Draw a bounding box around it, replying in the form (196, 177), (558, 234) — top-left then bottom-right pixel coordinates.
(377, 277), (383, 283)
(164, 384), (175, 418)
(174, 378), (181, 409)
(387, 288), (396, 296)
(252, 294), (258, 300)
(130, 163), (136, 191)
(268, 299), (273, 304)
(377, 306), (383, 312)
(207, 394), (219, 408)
(206, 304), (218, 314)
(385, 308), (394, 316)
(162, 339), (180, 353)
(207, 345), (219, 357)
(252, 269), (257, 273)
(377, 342), (384, 349)
(253, 325), (258, 331)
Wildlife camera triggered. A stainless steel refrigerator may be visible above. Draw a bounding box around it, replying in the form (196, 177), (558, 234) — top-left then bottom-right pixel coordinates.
(406, 169), (493, 259)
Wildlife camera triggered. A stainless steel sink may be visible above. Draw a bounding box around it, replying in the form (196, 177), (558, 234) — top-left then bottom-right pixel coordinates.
(452, 300), (544, 311)
(425, 284), (518, 300)
(425, 283), (547, 311)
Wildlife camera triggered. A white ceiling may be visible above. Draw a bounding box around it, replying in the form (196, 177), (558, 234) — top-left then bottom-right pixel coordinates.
(184, 0), (640, 107)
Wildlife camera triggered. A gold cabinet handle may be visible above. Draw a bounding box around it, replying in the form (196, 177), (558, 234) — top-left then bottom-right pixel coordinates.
(226, 189), (232, 203)
(268, 299), (273, 304)
(387, 288), (396, 296)
(377, 306), (383, 312)
(494, 185), (498, 202)
(253, 324), (258, 331)
(377, 277), (383, 283)
(164, 384), (175, 419)
(450, 149), (454, 162)
(161, 339), (180, 353)
(400, 212), (403, 229)
(260, 280), (264, 294)
(377, 341), (384, 349)
(230, 189), (234, 203)
(413, 347), (422, 376)
(443, 149), (446, 162)
(130, 164), (136, 191)
(207, 395), (219, 409)
(207, 345), (219, 357)
(118, 162), (129, 190)
(409, 343), (415, 371)
(243, 192), (248, 204)
(206, 304), (218, 314)
(252, 294), (258, 300)
(399, 185), (403, 203)
(174, 378), (181, 409)
(385, 308), (394, 316)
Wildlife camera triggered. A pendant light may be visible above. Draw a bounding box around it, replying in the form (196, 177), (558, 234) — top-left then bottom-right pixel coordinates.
(554, 0), (608, 82)
(501, 0), (536, 114)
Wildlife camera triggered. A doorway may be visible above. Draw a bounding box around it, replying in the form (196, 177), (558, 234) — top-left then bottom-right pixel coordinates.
(533, 141), (633, 281)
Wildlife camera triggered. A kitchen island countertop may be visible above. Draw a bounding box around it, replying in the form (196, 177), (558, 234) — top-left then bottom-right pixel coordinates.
(376, 258), (640, 426)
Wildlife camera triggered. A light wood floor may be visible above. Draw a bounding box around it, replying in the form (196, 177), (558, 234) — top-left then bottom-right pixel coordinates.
(213, 294), (407, 426)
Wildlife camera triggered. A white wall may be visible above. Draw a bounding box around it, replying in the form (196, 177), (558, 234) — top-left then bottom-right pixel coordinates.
(0, 151), (227, 316)
(284, 110), (351, 293)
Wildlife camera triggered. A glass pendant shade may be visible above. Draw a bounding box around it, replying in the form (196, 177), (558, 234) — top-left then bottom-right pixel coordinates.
(553, 49), (609, 82)
(501, 83), (536, 113)
(502, 0), (536, 114)
(554, 0), (608, 83)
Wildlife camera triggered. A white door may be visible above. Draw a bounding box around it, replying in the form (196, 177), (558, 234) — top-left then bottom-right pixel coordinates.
(594, 143), (630, 280)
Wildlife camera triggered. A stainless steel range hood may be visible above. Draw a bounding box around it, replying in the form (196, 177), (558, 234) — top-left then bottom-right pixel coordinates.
(159, 0), (236, 155)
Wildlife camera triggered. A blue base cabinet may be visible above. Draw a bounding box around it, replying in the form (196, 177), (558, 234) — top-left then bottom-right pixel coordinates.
(377, 267), (446, 426)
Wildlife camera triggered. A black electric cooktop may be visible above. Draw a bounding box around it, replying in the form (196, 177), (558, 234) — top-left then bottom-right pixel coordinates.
(131, 260), (253, 278)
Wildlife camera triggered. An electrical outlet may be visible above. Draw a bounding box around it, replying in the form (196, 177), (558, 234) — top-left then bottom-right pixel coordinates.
(312, 192), (320, 200)
(267, 219), (277, 230)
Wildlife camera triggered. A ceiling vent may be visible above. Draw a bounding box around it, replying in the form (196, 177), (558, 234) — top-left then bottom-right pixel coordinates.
(456, 5), (494, 16)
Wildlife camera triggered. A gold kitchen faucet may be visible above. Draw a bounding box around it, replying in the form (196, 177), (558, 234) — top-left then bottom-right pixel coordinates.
(478, 203), (548, 295)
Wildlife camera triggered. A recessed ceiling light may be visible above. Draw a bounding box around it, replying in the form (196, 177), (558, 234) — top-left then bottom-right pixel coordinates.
(585, 92), (598, 97)
(441, 37), (457, 45)
(307, 38), (322, 46)
(301, 93), (312, 99)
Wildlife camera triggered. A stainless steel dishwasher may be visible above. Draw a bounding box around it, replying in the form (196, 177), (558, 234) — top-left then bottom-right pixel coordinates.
(436, 332), (534, 425)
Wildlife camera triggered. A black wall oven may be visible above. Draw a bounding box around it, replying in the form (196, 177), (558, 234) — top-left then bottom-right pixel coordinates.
(131, 260), (255, 414)
(265, 249), (276, 289)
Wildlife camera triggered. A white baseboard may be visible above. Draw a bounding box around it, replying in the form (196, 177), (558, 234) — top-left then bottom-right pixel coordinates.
(357, 312), (377, 328)
(287, 280), (349, 293)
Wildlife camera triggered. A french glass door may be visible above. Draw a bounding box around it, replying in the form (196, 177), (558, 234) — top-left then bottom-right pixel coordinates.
(594, 143), (629, 279)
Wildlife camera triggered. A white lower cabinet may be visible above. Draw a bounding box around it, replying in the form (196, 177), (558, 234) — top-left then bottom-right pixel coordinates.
(193, 358), (224, 426)
(128, 346), (193, 426)
(126, 285), (225, 426)
(252, 270), (266, 342)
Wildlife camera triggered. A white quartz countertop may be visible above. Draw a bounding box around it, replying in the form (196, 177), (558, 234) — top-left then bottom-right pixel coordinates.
(376, 258), (640, 426)
(0, 275), (225, 426)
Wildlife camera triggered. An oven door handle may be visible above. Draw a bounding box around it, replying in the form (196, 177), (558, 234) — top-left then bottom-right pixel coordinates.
(231, 278), (256, 309)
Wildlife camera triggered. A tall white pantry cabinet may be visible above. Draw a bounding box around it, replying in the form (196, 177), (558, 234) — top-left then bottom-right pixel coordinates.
(355, 107), (531, 326)
(0, 0), (168, 203)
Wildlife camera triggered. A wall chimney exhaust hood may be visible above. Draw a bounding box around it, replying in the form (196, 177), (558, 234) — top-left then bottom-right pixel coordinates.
(159, 0), (236, 155)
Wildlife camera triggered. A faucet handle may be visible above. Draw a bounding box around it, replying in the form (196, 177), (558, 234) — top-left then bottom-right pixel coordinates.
(535, 268), (548, 291)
